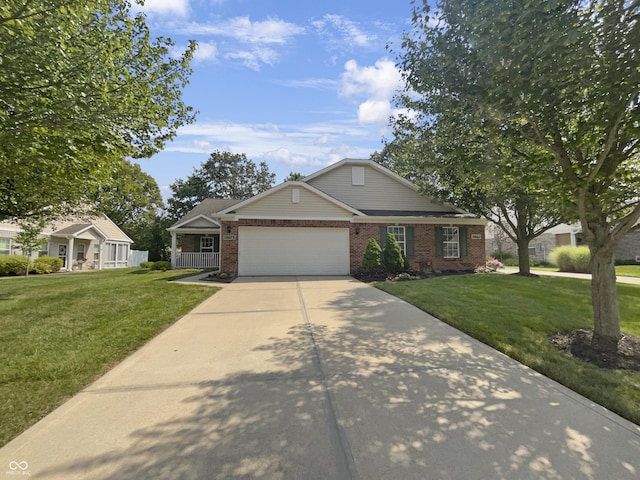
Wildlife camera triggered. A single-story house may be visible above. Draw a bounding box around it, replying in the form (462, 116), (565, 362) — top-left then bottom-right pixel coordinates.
(0, 214), (133, 271)
(169, 158), (487, 276)
(486, 222), (640, 263)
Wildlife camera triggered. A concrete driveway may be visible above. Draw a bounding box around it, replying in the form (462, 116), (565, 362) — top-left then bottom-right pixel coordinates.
(1, 276), (639, 479)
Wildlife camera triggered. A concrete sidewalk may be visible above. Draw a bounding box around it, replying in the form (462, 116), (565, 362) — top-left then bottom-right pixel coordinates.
(499, 266), (640, 285)
(1, 276), (639, 479)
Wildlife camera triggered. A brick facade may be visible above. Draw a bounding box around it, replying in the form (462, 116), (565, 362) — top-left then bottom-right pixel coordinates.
(217, 219), (486, 275)
(351, 223), (486, 273)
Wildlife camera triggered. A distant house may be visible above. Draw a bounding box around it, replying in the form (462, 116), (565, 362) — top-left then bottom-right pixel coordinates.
(0, 214), (133, 271)
(168, 158), (487, 275)
(486, 222), (640, 263)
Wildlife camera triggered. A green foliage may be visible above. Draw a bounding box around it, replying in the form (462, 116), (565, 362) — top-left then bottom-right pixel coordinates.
(284, 172), (305, 181)
(550, 246), (591, 273)
(139, 261), (154, 269)
(381, 233), (406, 274)
(167, 151), (276, 221)
(151, 261), (171, 271)
(0, 1), (196, 221)
(397, 0), (640, 340)
(361, 238), (383, 272)
(90, 159), (164, 246)
(32, 256), (63, 274)
(0, 256), (29, 276)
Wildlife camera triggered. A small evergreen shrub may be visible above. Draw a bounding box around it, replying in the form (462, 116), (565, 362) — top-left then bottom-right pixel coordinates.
(151, 261), (171, 271)
(549, 246), (591, 273)
(0, 255), (29, 276)
(381, 232), (405, 274)
(139, 261), (154, 269)
(361, 238), (382, 272)
(32, 256), (63, 274)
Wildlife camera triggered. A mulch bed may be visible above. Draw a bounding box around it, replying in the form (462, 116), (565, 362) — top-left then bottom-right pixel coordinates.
(550, 329), (640, 372)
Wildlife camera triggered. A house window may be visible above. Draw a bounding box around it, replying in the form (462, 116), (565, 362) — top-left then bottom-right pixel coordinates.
(39, 242), (49, 257)
(93, 245), (100, 261)
(0, 238), (11, 256)
(76, 244), (86, 261)
(387, 226), (406, 255)
(200, 237), (214, 253)
(442, 227), (460, 258)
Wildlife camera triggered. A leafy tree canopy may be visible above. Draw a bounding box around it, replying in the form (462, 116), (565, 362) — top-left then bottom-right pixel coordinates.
(0, 0), (196, 221)
(90, 159), (164, 245)
(397, 0), (640, 346)
(167, 150), (276, 220)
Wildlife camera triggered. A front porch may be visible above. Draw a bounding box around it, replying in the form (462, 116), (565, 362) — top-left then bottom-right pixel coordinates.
(174, 252), (220, 269)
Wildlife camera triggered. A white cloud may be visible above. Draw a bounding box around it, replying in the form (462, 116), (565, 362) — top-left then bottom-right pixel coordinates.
(225, 47), (278, 70)
(180, 17), (305, 44)
(132, 0), (190, 17)
(165, 120), (378, 172)
(340, 58), (404, 128)
(194, 41), (218, 62)
(313, 14), (375, 49)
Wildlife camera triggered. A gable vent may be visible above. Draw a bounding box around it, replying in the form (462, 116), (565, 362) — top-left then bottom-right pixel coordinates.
(352, 166), (365, 185)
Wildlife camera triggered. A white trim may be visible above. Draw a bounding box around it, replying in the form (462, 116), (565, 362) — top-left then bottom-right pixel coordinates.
(167, 227), (222, 234)
(170, 213), (221, 231)
(351, 216), (486, 225)
(217, 181), (365, 217)
(232, 215), (353, 222)
(52, 224), (109, 241)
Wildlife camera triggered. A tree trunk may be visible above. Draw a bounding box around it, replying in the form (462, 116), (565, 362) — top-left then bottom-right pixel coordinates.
(590, 246), (620, 351)
(516, 238), (531, 275)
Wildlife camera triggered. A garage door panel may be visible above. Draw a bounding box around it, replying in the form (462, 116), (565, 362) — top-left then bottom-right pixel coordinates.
(238, 227), (349, 276)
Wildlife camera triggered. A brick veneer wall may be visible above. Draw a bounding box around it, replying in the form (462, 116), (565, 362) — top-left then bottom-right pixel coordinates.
(219, 219), (485, 275)
(351, 223), (486, 273)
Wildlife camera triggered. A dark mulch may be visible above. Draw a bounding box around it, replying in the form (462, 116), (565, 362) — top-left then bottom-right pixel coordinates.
(353, 270), (474, 283)
(550, 329), (640, 372)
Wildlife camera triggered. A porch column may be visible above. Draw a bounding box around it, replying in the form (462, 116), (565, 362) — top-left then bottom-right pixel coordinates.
(67, 237), (75, 272)
(170, 231), (177, 268)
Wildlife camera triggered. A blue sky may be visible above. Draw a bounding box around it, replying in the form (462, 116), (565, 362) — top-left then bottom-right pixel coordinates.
(132, 0), (413, 198)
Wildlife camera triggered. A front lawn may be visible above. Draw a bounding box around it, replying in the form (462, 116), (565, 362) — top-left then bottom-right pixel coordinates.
(375, 274), (640, 425)
(616, 265), (640, 278)
(0, 269), (218, 447)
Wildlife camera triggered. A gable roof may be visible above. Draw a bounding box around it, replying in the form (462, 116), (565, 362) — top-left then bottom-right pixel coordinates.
(170, 199), (243, 229)
(217, 181), (364, 217)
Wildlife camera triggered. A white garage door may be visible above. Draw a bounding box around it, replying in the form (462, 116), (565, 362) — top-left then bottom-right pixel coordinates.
(238, 227), (350, 276)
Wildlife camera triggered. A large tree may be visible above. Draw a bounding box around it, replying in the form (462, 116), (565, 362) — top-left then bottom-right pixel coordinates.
(398, 0), (640, 349)
(0, 0), (196, 221)
(90, 159), (164, 246)
(384, 108), (566, 275)
(167, 151), (276, 220)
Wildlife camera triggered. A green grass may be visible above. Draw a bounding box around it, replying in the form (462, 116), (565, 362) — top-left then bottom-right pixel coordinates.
(616, 265), (640, 278)
(0, 268), (218, 446)
(375, 274), (640, 425)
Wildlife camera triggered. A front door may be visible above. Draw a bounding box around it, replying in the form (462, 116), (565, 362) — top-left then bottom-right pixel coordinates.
(58, 245), (67, 268)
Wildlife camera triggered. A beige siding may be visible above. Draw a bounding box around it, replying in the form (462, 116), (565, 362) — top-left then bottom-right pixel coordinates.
(183, 217), (219, 228)
(306, 164), (454, 212)
(236, 185), (352, 218)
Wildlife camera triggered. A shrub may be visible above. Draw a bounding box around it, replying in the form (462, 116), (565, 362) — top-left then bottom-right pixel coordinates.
(381, 232), (406, 274)
(32, 256), (63, 274)
(0, 255), (29, 276)
(139, 261), (154, 269)
(361, 238), (382, 272)
(549, 246), (591, 273)
(151, 261), (171, 271)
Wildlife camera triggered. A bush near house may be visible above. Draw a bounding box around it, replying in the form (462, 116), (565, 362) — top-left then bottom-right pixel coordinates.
(139, 261), (154, 269)
(362, 238), (383, 272)
(381, 232), (406, 274)
(32, 256), (63, 274)
(550, 246), (591, 273)
(151, 260), (171, 271)
(0, 255), (29, 276)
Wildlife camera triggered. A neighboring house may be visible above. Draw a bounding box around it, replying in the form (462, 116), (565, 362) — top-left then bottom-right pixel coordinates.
(169, 158), (487, 276)
(0, 214), (134, 272)
(486, 222), (640, 263)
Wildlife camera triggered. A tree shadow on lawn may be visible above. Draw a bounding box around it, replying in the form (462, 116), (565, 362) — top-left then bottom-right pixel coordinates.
(38, 284), (640, 479)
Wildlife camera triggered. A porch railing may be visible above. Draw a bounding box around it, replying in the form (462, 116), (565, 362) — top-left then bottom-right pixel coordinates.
(175, 252), (219, 269)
